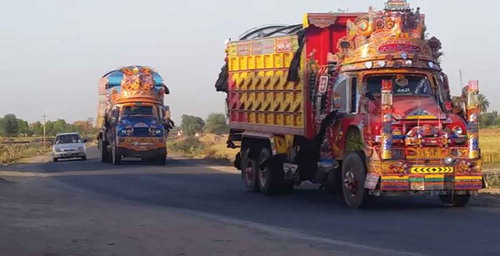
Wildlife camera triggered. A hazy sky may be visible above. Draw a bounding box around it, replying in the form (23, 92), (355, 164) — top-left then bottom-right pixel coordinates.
(1, 0), (498, 123)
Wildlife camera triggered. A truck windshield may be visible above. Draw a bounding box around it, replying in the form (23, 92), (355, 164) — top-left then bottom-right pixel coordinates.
(122, 106), (154, 116)
(366, 75), (432, 99)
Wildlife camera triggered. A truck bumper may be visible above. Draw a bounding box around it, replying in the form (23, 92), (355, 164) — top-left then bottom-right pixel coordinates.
(366, 160), (483, 193)
(118, 147), (166, 159)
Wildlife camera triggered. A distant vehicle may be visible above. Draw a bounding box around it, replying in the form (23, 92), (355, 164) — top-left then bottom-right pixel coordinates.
(96, 66), (172, 165)
(52, 132), (87, 162)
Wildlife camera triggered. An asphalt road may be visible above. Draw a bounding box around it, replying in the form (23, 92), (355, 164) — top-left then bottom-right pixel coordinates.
(1, 147), (499, 256)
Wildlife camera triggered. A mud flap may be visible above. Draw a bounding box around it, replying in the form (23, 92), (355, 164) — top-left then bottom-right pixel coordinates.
(283, 163), (298, 180)
(364, 173), (380, 190)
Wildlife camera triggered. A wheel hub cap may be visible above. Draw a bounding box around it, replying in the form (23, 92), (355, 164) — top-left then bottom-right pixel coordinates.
(344, 170), (358, 196)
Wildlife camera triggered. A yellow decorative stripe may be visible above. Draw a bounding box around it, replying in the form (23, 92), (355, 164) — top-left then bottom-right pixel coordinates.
(411, 167), (453, 174)
(382, 176), (409, 180)
(455, 176), (482, 180)
(406, 115), (437, 120)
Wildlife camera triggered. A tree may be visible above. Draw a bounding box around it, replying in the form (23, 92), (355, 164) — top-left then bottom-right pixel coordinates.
(181, 115), (205, 136)
(72, 118), (97, 135)
(478, 94), (490, 113)
(480, 112), (497, 127)
(2, 114), (19, 137)
(17, 119), (30, 136)
(30, 121), (43, 136)
(205, 113), (229, 135)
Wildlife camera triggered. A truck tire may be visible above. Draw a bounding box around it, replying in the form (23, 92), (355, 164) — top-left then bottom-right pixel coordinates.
(112, 143), (121, 165)
(241, 148), (259, 192)
(341, 152), (370, 208)
(439, 193), (470, 207)
(157, 155), (166, 165)
(99, 139), (111, 163)
(258, 147), (287, 195)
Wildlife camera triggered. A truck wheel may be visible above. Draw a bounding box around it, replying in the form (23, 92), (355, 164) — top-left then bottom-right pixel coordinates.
(157, 155), (166, 165)
(281, 182), (295, 195)
(241, 148), (259, 192)
(439, 193), (470, 207)
(99, 139), (111, 163)
(112, 144), (121, 165)
(341, 152), (370, 208)
(258, 147), (285, 195)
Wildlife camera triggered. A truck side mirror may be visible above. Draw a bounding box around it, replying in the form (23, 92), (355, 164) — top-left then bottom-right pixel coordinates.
(110, 116), (118, 124)
(444, 100), (453, 112)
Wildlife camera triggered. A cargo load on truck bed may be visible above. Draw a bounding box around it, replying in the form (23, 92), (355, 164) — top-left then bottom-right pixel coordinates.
(217, 13), (361, 139)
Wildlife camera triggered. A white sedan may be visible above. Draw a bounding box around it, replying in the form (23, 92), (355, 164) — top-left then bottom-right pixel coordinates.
(52, 132), (87, 162)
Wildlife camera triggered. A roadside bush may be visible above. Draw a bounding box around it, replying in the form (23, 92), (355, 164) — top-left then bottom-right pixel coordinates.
(168, 137), (205, 156)
(0, 144), (49, 164)
(484, 172), (500, 188)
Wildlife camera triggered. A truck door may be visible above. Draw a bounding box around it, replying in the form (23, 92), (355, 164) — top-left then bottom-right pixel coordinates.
(326, 75), (350, 159)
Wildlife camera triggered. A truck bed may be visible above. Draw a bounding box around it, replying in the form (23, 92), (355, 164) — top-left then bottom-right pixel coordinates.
(226, 35), (307, 136)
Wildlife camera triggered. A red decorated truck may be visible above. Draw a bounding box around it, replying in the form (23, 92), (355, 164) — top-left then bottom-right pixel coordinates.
(215, 0), (483, 208)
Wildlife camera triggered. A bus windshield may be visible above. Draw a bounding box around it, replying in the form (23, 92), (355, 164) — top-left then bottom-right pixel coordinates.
(365, 75), (432, 99)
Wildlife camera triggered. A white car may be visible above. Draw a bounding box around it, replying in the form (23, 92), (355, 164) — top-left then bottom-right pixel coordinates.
(52, 132), (87, 162)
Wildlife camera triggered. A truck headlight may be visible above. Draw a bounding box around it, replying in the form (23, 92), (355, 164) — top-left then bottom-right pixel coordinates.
(453, 126), (463, 135)
(150, 128), (163, 136)
(444, 157), (454, 165)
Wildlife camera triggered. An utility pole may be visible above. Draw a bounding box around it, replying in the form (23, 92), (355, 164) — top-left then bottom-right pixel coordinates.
(42, 113), (48, 148)
(459, 69), (464, 87)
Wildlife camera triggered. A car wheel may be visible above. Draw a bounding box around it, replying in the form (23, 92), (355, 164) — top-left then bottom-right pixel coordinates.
(53, 158), (58, 162)
(81, 156), (87, 161)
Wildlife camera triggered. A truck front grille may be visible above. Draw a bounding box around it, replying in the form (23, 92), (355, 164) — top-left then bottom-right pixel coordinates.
(133, 127), (150, 137)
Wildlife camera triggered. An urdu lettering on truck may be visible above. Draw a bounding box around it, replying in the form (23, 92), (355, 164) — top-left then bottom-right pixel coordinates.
(97, 66), (173, 165)
(215, 0), (483, 208)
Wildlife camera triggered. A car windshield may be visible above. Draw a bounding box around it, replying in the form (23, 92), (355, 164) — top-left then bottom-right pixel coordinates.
(366, 75), (432, 99)
(122, 106), (154, 116)
(55, 134), (82, 144)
